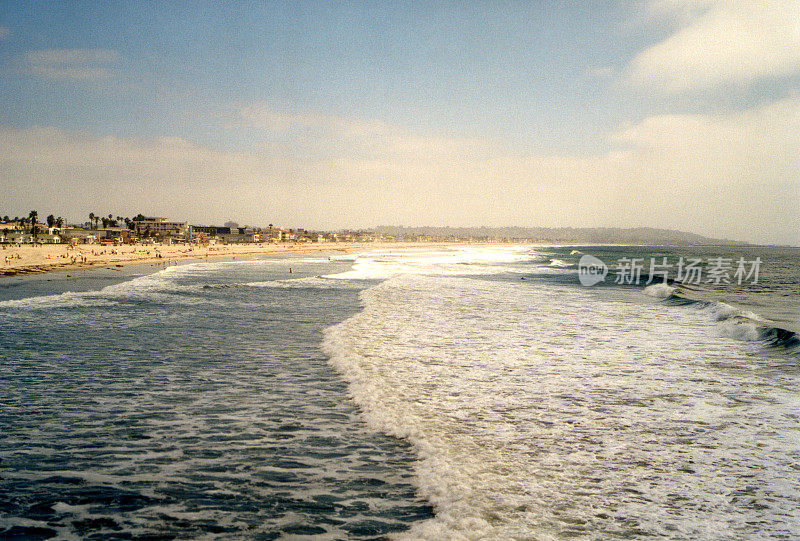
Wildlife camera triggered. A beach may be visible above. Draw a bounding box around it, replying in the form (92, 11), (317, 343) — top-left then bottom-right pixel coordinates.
(0, 241), (471, 277)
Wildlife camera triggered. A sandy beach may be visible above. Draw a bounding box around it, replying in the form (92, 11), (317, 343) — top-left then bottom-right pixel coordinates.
(0, 241), (472, 277)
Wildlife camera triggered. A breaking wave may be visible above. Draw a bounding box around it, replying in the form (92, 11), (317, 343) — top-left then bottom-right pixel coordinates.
(324, 270), (800, 539)
(643, 284), (798, 354)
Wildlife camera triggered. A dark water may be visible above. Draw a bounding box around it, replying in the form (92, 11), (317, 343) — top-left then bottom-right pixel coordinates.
(0, 255), (432, 539)
(535, 244), (799, 337)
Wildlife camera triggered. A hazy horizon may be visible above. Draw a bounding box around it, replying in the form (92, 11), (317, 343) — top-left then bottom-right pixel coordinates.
(2, 1), (799, 246)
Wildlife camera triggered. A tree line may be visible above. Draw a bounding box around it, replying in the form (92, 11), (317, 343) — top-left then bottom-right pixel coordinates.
(1, 211), (150, 237)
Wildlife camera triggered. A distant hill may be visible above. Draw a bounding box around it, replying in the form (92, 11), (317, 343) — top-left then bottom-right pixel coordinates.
(371, 226), (749, 246)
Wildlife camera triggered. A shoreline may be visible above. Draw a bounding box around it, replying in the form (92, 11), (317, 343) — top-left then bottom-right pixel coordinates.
(0, 241), (495, 278)
(5, 240), (778, 279)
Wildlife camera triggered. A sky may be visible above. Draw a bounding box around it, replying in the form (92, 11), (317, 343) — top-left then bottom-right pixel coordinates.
(1, 0), (798, 245)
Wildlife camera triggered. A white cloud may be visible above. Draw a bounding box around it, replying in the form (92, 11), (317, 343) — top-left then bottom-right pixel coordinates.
(21, 49), (122, 80)
(2, 98), (798, 244)
(627, 0), (800, 92)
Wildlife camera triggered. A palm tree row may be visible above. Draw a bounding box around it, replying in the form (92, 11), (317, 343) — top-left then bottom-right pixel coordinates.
(87, 213), (144, 230)
(1, 210), (142, 237)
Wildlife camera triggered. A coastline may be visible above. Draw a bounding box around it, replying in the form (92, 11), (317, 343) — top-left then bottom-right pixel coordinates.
(0, 241), (490, 278)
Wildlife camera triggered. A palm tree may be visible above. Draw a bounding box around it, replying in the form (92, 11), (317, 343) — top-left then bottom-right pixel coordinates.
(28, 210), (38, 238)
(47, 214), (55, 228)
(89, 212), (95, 230)
(55, 217), (64, 228)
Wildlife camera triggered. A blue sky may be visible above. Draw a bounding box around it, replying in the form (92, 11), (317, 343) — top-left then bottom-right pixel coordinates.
(1, 1), (799, 244)
(2, 2), (640, 147)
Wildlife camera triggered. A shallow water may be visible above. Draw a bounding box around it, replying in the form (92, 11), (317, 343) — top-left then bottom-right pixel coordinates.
(0, 256), (431, 539)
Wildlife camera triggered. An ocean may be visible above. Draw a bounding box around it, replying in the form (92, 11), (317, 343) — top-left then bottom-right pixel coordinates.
(1, 245), (798, 539)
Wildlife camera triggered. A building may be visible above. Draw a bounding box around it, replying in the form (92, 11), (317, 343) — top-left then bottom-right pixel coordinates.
(220, 228), (260, 244)
(133, 217), (189, 240)
(191, 225), (231, 236)
(1, 223), (63, 244)
(92, 227), (131, 243)
(59, 228), (96, 243)
(261, 227), (283, 242)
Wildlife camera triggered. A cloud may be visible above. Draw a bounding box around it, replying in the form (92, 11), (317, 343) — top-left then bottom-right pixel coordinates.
(626, 0), (800, 92)
(237, 103), (496, 164)
(21, 49), (122, 80)
(0, 26), (10, 40)
(2, 97), (798, 244)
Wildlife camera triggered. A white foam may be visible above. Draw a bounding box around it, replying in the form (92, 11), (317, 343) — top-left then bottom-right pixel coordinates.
(700, 301), (766, 323)
(324, 271), (800, 539)
(0, 265), (196, 310)
(0, 291), (120, 309)
(245, 276), (366, 290)
(643, 283), (677, 299)
(717, 319), (764, 342)
(323, 246), (541, 281)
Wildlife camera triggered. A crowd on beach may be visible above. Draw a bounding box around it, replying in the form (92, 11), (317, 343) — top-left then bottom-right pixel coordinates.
(0, 240), (404, 277)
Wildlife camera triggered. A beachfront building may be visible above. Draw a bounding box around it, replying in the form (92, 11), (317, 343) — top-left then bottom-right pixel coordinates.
(133, 217), (189, 241)
(0, 223), (63, 244)
(93, 227), (131, 244)
(35, 231), (63, 243)
(0, 223), (25, 244)
(188, 225), (230, 245)
(59, 228), (97, 244)
(261, 227), (283, 242)
(192, 225), (231, 237)
(220, 227), (260, 244)
(0, 229), (34, 244)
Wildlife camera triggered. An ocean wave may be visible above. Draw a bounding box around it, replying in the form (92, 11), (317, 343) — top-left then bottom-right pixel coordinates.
(322, 247), (543, 281)
(244, 276), (369, 290)
(0, 291), (120, 309)
(642, 283), (677, 299)
(0, 266), (201, 310)
(648, 289), (798, 355)
(324, 272), (800, 538)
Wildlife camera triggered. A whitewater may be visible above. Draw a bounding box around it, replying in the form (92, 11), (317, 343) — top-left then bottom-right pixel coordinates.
(321, 247), (800, 539)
